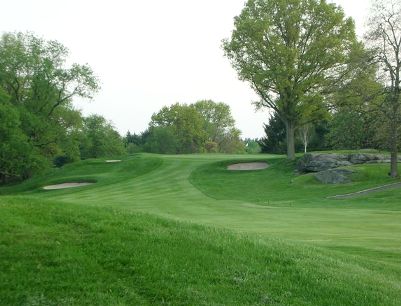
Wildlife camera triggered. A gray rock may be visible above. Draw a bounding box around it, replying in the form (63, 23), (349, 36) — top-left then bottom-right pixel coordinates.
(297, 153), (396, 173)
(315, 169), (354, 184)
(348, 153), (384, 164)
(297, 153), (350, 172)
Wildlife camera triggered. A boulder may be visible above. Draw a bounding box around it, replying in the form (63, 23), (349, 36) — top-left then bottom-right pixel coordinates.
(297, 153), (351, 172)
(297, 153), (396, 173)
(349, 153), (383, 164)
(314, 169), (354, 184)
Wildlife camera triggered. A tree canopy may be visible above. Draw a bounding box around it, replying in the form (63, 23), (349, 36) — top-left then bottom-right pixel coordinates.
(0, 32), (117, 182)
(80, 115), (126, 159)
(223, 0), (357, 159)
(365, 0), (401, 177)
(143, 101), (244, 154)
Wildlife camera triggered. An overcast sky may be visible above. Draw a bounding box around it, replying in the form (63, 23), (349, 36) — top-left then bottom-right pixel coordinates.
(1, 0), (370, 138)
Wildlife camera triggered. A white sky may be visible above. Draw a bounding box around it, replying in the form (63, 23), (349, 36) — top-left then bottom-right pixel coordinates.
(1, 0), (370, 138)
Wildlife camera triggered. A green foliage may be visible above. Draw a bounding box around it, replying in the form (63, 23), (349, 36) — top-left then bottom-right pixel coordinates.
(0, 89), (47, 183)
(365, 0), (401, 177)
(192, 100), (242, 152)
(150, 103), (207, 153)
(147, 101), (244, 154)
(260, 112), (329, 154)
(124, 131), (145, 154)
(223, 0), (357, 159)
(259, 113), (288, 154)
(80, 115), (126, 159)
(0, 32), (99, 181)
(327, 46), (386, 151)
(218, 127), (245, 154)
(327, 109), (372, 150)
(144, 126), (178, 154)
(244, 138), (261, 154)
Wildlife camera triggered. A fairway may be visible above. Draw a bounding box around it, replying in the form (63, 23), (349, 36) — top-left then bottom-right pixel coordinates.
(1, 153), (401, 305)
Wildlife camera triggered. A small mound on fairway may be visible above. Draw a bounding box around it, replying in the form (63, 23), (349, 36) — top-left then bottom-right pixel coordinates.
(227, 162), (269, 171)
(106, 160), (122, 163)
(43, 182), (94, 190)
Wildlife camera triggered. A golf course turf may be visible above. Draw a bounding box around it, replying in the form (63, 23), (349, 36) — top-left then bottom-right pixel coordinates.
(1, 153), (400, 305)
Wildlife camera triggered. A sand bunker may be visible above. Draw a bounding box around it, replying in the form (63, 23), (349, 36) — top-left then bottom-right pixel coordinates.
(43, 182), (94, 190)
(106, 160), (122, 163)
(227, 162), (269, 171)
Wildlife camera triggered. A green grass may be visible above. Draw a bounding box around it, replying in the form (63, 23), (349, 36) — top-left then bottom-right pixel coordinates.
(190, 157), (401, 208)
(1, 153), (401, 305)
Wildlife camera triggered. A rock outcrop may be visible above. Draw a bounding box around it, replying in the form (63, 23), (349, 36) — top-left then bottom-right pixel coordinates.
(297, 153), (393, 173)
(314, 169), (354, 184)
(297, 153), (398, 184)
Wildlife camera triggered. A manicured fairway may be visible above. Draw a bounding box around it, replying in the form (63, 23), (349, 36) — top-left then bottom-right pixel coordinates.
(1, 153), (401, 305)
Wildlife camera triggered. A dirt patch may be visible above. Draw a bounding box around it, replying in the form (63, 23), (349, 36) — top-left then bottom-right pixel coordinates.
(43, 182), (94, 190)
(106, 160), (122, 163)
(227, 162), (269, 171)
(329, 182), (401, 199)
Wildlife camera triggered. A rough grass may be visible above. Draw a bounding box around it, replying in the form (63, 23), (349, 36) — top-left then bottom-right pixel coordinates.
(1, 197), (400, 306)
(1, 153), (401, 305)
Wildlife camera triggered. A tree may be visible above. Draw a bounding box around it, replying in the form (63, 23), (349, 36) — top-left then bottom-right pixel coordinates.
(223, 0), (356, 159)
(193, 100), (239, 153)
(125, 131), (145, 154)
(150, 103), (207, 153)
(144, 126), (178, 154)
(297, 123), (314, 153)
(0, 88), (46, 183)
(80, 115), (126, 159)
(192, 100), (234, 144)
(192, 100), (245, 153)
(365, 0), (401, 177)
(327, 46), (384, 151)
(327, 109), (368, 150)
(259, 112), (287, 154)
(244, 138), (261, 154)
(0, 32), (99, 176)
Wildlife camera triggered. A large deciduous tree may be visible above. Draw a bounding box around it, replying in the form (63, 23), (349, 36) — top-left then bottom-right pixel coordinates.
(223, 0), (356, 159)
(365, 0), (401, 177)
(150, 103), (207, 154)
(192, 100), (243, 153)
(0, 32), (99, 165)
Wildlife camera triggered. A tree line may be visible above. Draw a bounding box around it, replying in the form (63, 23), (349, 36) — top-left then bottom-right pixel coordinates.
(125, 100), (246, 155)
(0, 33), (250, 184)
(0, 33), (126, 183)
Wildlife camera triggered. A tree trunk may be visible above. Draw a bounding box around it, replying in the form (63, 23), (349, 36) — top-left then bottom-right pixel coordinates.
(285, 121), (296, 160)
(303, 128), (308, 154)
(390, 119), (399, 178)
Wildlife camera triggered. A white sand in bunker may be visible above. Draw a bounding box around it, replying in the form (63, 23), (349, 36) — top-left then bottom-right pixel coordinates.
(106, 160), (122, 163)
(43, 182), (94, 190)
(227, 162), (269, 171)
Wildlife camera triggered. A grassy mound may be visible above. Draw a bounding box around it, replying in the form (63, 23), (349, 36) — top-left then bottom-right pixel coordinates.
(0, 155), (163, 195)
(190, 158), (401, 208)
(1, 197), (400, 305)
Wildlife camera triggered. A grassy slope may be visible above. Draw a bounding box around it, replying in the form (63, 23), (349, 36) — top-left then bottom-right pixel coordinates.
(1, 198), (400, 305)
(1, 153), (401, 305)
